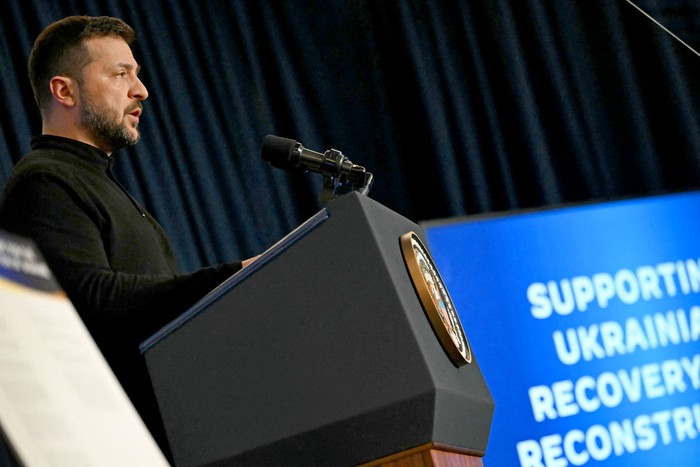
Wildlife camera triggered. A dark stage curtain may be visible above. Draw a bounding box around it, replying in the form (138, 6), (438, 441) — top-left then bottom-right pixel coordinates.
(1, 0), (699, 272)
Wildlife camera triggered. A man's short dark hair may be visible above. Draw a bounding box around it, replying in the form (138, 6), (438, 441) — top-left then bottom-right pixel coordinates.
(28, 15), (136, 111)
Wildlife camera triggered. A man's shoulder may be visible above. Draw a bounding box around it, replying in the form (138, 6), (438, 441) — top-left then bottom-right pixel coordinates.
(9, 146), (97, 184)
(14, 147), (76, 172)
(1, 148), (101, 209)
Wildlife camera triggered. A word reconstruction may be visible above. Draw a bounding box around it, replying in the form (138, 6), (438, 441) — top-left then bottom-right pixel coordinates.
(516, 402), (700, 466)
(527, 258), (700, 319)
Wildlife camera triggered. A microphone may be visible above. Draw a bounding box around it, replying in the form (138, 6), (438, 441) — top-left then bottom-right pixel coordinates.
(262, 135), (361, 178)
(261, 135), (374, 201)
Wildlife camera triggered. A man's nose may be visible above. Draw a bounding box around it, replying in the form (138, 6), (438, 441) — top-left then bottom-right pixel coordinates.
(131, 76), (149, 101)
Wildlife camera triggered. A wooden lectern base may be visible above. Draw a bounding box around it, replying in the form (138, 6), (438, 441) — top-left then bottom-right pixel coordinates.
(361, 443), (485, 467)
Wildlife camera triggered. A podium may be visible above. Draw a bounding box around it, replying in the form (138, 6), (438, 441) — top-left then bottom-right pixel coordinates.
(140, 192), (494, 466)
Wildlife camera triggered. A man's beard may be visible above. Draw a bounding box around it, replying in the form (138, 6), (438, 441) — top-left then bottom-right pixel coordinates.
(80, 94), (141, 153)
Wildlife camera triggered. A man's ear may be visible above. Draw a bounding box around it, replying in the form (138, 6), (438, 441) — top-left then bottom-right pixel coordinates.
(49, 76), (78, 107)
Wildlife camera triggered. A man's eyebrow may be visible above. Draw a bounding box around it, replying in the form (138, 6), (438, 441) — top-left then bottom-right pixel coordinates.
(117, 62), (142, 74)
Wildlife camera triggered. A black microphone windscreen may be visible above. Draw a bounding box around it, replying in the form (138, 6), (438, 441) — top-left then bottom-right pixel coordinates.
(261, 135), (299, 170)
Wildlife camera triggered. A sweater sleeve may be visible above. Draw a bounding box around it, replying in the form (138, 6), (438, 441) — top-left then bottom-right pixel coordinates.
(0, 173), (242, 344)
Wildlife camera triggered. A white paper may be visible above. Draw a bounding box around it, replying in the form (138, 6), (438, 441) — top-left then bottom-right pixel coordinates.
(0, 237), (170, 467)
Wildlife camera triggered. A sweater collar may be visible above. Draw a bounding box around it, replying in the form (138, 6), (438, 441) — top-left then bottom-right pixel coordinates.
(31, 135), (115, 170)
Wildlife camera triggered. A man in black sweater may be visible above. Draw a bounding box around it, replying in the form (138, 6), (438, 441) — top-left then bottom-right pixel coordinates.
(0, 16), (255, 458)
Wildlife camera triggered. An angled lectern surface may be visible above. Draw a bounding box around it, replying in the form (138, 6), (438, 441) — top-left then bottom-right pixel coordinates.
(141, 192), (494, 466)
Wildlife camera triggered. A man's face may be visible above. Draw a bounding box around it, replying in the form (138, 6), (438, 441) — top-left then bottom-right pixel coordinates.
(77, 36), (148, 153)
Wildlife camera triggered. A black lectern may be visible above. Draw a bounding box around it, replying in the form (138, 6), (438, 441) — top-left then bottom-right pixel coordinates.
(141, 192), (494, 466)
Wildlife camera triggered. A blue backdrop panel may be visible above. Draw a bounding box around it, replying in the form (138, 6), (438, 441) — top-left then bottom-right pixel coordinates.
(424, 190), (700, 466)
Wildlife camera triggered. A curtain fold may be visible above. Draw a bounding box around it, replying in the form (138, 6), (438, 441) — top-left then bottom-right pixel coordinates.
(1, 0), (698, 271)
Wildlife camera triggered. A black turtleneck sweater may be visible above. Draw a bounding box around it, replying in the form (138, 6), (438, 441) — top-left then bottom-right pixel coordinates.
(0, 135), (242, 457)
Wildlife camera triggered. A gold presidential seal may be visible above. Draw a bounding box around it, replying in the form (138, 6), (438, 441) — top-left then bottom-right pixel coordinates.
(400, 231), (471, 367)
